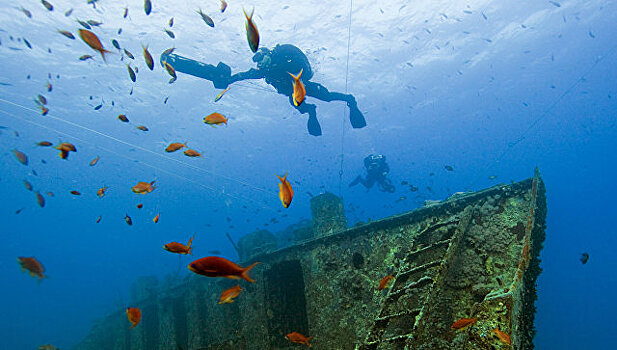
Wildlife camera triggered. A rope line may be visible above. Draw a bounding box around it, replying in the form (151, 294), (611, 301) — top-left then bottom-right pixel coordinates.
(0, 105), (281, 214)
(0, 97), (273, 196)
(339, 0), (353, 196)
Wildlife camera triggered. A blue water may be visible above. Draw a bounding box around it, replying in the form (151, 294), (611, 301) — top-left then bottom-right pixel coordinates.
(1, 0), (616, 349)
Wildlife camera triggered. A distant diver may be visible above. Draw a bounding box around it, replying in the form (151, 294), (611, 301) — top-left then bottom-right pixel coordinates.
(160, 44), (367, 136)
(349, 154), (395, 193)
(580, 252), (589, 264)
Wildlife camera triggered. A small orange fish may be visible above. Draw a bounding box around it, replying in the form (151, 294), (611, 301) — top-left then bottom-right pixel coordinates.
(118, 114), (129, 122)
(89, 156), (100, 166)
(493, 328), (511, 345)
(56, 142), (76, 152)
(165, 142), (186, 152)
(142, 44), (154, 70)
(289, 69), (306, 106)
(243, 8), (259, 53)
(70, 190), (81, 195)
(153, 213), (160, 223)
(17, 257), (46, 280)
(214, 87), (230, 102)
(36, 191), (45, 207)
(220, 0), (227, 13)
(37, 141), (53, 147)
(378, 275), (394, 291)
(126, 307), (141, 329)
(96, 216), (102, 223)
(276, 173), (293, 208)
(97, 186), (107, 198)
(55, 142), (76, 160)
(40, 106), (49, 116)
(136, 203), (143, 209)
(13, 149), (28, 165)
(132, 181), (155, 194)
(203, 112), (228, 126)
(285, 332), (312, 346)
(136, 125), (148, 131)
(451, 317), (477, 330)
(46, 192), (54, 197)
(188, 256), (260, 282)
(218, 285), (242, 304)
(184, 149), (202, 157)
(164, 234), (194, 255)
(78, 29), (111, 62)
(163, 61), (177, 83)
(23, 180), (33, 191)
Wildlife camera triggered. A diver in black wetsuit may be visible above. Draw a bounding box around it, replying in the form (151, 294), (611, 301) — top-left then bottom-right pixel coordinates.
(349, 154), (395, 193)
(160, 44), (366, 136)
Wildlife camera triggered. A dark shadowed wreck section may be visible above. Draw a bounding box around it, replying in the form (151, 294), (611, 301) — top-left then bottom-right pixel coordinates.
(73, 169), (546, 350)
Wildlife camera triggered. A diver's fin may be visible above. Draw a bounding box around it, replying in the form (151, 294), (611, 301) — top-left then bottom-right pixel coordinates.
(307, 114), (322, 136)
(348, 102), (367, 129)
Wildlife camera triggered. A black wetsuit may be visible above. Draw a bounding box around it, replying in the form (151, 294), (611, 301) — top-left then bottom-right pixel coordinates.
(160, 44), (366, 136)
(349, 155), (395, 193)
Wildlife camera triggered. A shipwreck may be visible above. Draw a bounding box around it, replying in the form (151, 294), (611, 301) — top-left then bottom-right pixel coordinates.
(74, 169), (546, 350)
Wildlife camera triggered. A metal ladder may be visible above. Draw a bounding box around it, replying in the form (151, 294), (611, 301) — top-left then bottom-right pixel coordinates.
(358, 211), (472, 350)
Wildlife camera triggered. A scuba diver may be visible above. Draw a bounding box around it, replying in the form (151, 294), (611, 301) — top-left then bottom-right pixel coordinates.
(160, 44), (366, 136)
(349, 154), (395, 193)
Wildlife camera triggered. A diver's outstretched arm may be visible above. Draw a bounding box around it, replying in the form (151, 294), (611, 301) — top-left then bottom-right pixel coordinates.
(304, 81), (367, 129)
(229, 68), (265, 83)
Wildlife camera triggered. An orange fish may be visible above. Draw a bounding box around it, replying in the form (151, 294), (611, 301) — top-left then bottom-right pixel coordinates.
(451, 317), (477, 330)
(153, 213), (160, 223)
(17, 257), (46, 280)
(57, 141), (77, 151)
(220, 0), (227, 13)
(70, 190), (81, 195)
(55, 143), (77, 160)
(136, 125), (149, 131)
(378, 275), (394, 291)
(218, 285), (242, 304)
(184, 149), (202, 157)
(13, 149), (28, 165)
(97, 186), (107, 198)
(118, 114), (129, 122)
(164, 234), (194, 255)
(132, 181), (155, 194)
(126, 307), (141, 329)
(96, 216), (102, 223)
(188, 256), (260, 282)
(243, 8), (259, 53)
(165, 142), (186, 152)
(36, 141), (52, 147)
(78, 29), (111, 62)
(142, 44), (154, 70)
(289, 69), (306, 106)
(89, 156), (100, 166)
(136, 203), (143, 209)
(276, 173), (293, 208)
(285, 332), (312, 346)
(40, 106), (49, 116)
(203, 112), (228, 126)
(46, 192), (54, 197)
(493, 328), (511, 345)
